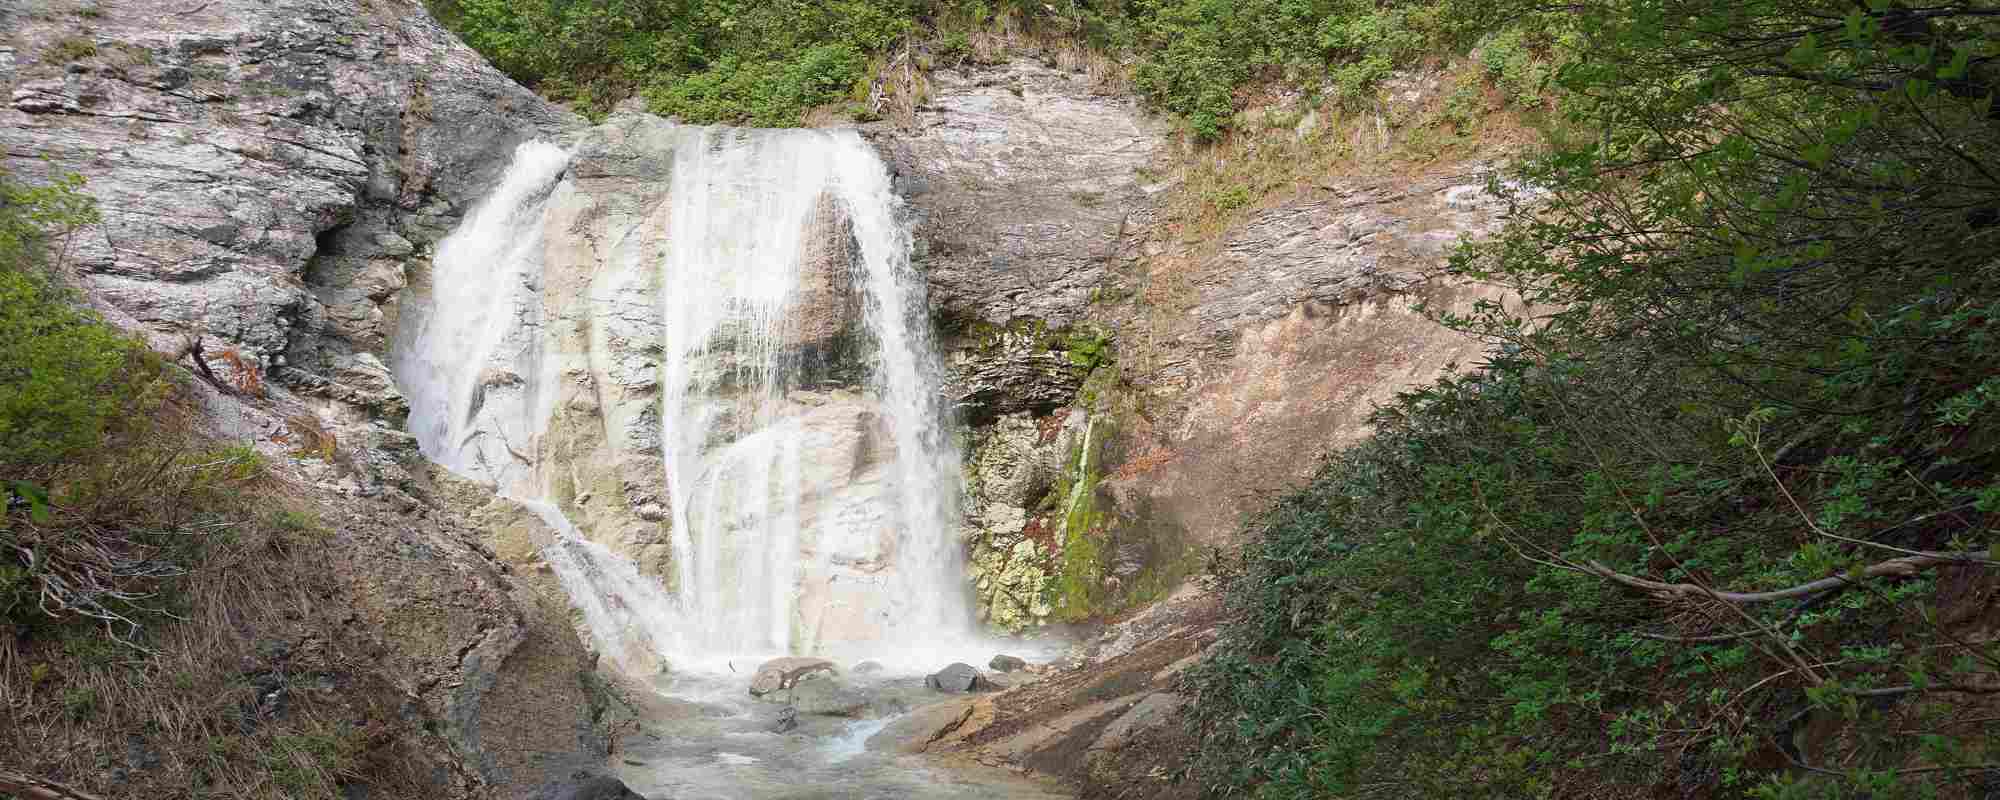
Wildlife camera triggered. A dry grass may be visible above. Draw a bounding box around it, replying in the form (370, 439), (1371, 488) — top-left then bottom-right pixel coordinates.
(847, 7), (1131, 130)
(954, 10), (1127, 93)
(0, 376), (434, 799)
(277, 413), (338, 462)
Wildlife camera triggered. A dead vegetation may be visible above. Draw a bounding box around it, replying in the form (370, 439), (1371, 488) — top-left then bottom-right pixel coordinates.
(1, 372), (435, 799)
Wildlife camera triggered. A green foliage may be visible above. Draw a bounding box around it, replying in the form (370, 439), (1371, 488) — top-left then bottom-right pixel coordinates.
(1112, 0), (1538, 137)
(263, 725), (365, 799)
(0, 170), (142, 468)
(430, 0), (1556, 134)
(1187, 0), (2000, 796)
(1064, 326), (1115, 371)
(430, 0), (916, 123)
(646, 43), (869, 127)
(0, 272), (143, 466)
(62, 686), (98, 720)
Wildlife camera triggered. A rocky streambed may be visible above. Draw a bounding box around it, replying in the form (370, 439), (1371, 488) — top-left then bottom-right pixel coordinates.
(609, 655), (1072, 799)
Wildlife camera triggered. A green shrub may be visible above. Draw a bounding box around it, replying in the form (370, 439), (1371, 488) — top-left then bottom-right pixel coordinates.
(0, 272), (143, 466)
(0, 171), (142, 468)
(1185, 0), (2000, 796)
(431, 0), (914, 124)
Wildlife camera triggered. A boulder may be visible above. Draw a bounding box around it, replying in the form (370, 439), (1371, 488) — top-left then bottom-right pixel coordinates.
(530, 772), (644, 800)
(851, 660), (885, 675)
(787, 676), (872, 717)
(988, 654), (1028, 673)
(925, 662), (986, 693)
(865, 697), (986, 755)
(749, 657), (837, 697)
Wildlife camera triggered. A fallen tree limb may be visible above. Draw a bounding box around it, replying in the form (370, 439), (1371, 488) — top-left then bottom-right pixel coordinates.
(1846, 681), (2000, 698)
(1587, 551), (1992, 604)
(172, 336), (233, 395)
(0, 771), (107, 800)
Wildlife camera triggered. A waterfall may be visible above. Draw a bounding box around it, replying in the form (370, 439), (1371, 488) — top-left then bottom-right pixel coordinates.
(394, 129), (970, 673)
(394, 140), (570, 488)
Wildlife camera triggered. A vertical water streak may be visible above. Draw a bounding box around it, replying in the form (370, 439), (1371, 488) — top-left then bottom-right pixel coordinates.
(826, 130), (970, 641)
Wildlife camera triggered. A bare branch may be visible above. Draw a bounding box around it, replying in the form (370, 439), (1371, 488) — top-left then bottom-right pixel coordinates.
(0, 771), (108, 800)
(1587, 551), (1991, 604)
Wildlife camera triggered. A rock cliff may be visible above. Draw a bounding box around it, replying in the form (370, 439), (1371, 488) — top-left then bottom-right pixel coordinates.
(3, 0), (615, 796)
(870, 60), (1518, 630)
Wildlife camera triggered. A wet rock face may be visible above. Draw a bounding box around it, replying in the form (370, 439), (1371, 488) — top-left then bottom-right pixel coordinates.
(944, 321), (1093, 424)
(960, 410), (1086, 631)
(0, 0), (573, 418)
(866, 60), (1170, 331)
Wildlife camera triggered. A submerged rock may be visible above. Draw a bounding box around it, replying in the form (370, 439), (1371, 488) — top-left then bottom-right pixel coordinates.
(749, 657), (837, 697)
(988, 654), (1028, 673)
(926, 663), (986, 693)
(772, 705), (799, 734)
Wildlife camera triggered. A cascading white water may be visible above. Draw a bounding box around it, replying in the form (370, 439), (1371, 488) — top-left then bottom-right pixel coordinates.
(394, 130), (970, 674)
(658, 127), (965, 661)
(395, 140), (570, 486)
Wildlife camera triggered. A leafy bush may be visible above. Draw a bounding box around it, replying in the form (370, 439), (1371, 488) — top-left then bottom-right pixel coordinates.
(0, 171), (143, 468)
(0, 273), (144, 466)
(1185, 0), (2000, 796)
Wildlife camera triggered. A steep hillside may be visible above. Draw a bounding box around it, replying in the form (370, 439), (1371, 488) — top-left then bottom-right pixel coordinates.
(2, 1), (627, 797)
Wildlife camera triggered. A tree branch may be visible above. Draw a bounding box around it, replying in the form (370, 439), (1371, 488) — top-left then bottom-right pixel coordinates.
(1587, 551), (1991, 604)
(0, 771), (108, 800)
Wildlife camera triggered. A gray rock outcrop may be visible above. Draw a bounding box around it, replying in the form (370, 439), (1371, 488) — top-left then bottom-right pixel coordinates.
(867, 60), (1170, 330)
(1, 0), (575, 420)
(784, 675), (873, 717)
(530, 772), (646, 800)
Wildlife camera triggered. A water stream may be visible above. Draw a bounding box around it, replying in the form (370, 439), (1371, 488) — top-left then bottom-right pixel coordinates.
(393, 130), (1061, 797)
